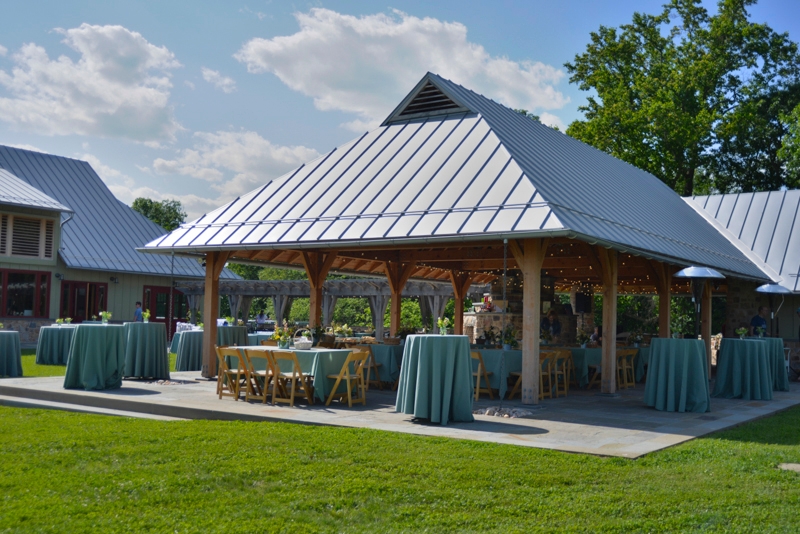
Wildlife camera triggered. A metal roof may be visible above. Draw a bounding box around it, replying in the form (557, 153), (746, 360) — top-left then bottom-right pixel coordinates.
(0, 168), (72, 212)
(687, 190), (800, 291)
(142, 73), (768, 281)
(0, 145), (237, 279)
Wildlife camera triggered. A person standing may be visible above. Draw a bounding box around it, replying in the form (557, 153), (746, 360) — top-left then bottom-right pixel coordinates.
(749, 305), (768, 336)
(133, 301), (143, 322)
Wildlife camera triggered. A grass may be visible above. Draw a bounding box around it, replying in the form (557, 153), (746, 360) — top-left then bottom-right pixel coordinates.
(0, 404), (799, 532)
(17, 350), (178, 378)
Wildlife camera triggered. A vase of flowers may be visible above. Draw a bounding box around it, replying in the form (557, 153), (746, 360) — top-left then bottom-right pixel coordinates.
(437, 317), (450, 335)
(483, 326), (497, 348)
(272, 321), (292, 349)
(502, 325), (517, 350)
(576, 331), (590, 349)
(142, 310), (150, 323)
(65, 317), (72, 324)
(755, 326), (765, 338)
(735, 327), (747, 340)
(333, 323), (353, 338)
(99, 311), (112, 324)
(310, 323), (325, 347)
(56, 318), (64, 326)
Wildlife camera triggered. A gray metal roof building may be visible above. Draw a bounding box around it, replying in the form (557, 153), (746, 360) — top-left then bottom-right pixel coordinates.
(0, 145), (236, 279)
(687, 190), (800, 291)
(0, 168), (72, 213)
(143, 73), (768, 282)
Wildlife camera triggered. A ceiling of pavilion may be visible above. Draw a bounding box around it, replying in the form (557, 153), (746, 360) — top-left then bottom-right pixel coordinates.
(141, 73), (770, 284)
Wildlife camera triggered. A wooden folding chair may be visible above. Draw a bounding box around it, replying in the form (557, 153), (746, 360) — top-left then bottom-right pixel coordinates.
(215, 346), (248, 401)
(552, 350), (572, 397)
(243, 348), (273, 403)
(270, 351), (314, 407)
(616, 349), (637, 389)
(260, 339), (278, 346)
(471, 351), (494, 400)
(507, 351), (554, 400)
(325, 349), (370, 407)
(358, 345), (383, 390)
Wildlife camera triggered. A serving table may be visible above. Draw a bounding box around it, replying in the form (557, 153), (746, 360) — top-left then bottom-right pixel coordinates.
(174, 330), (204, 371)
(63, 324), (125, 390)
(36, 325), (76, 365)
(712, 338), (772, 400)
(122, 322), (170, 380)
(0, 330), (22, 377)
(644, 338), (710, 413)
(395, 335), (474, 425)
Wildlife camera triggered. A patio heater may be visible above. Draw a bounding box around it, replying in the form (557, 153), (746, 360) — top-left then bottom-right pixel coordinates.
(756, 283), (792, 337)
(673, 266), (725, 338)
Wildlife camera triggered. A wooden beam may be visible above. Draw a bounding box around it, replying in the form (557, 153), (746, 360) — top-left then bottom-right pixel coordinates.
(300, 251), (338, 328)
(449, 270), (475, 335)
(385, 261), (417, 336)
(202, 250), (232, 378)
(597, 247), (618, 394)
(521, 238), (549, 405)
(651, 261), (672, 338)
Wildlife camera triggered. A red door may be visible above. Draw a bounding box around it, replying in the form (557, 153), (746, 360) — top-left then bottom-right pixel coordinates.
(143, 286), (186, 338)
(60, 281), (107, 322)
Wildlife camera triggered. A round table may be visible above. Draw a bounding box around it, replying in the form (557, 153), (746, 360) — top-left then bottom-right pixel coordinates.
(0, 331), (22, 377)
(63, 324), (125, 390)
(123, 322), (170, 379)
(175, 330), (204, 371)
(644, 338), (710, 413)
(36, 325), (76, 365)
(712, 338), (772, 400)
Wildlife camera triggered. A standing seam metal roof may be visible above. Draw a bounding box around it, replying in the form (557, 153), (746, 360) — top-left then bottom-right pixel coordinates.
(0, 145), (237, 279)
(0, 168), (72, 212)
(142, 73), (767, 281)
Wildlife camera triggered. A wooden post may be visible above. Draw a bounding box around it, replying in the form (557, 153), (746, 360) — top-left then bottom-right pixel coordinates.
(300, 251), (338, 329)
(201, 251), (232, 378)
(652, 261), (672, 338)
(517, 238), (548, 405)
(598, 247), (618, 394)
(701, 280), (713, 374)
(449, 271), (474, 335)
(385, 261), (416, 336)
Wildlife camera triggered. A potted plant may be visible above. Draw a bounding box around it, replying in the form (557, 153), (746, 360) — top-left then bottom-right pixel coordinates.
(99, 311), (112, 324)
(576, 331), (590, 348)
(540, 327), (552, 345)
(437, 316), (450, 335)
(142, 309), (151, 323)
(483, 325), (497, 348)
(502, 325), (518, 350)
(735, 327), (748, 340)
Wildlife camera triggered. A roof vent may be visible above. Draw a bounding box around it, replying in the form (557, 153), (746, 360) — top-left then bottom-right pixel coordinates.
(397, 82), (463, 118)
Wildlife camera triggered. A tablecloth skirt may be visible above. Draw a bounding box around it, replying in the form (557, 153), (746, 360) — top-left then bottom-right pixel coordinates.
(644, 338), (710, 413)
(0, 331), (22, 377)
(123, 322), (170, 379)
(217, 326), (248, 347)
(475, 349), (522, 399)
(175, 331), (204, 371)
(36, 326), (75, 365)
(63, 325), (125, 390)
(712, 339), (772, 400)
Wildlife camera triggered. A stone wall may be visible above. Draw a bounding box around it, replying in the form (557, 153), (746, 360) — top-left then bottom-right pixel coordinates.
(726, 279), (769, 337)
(1, 318), (52, 345)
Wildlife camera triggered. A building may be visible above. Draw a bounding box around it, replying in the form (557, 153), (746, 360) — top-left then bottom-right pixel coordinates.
(0, 145), (237, 344)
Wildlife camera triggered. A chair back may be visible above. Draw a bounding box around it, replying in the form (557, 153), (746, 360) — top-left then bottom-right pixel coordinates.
(217, 346), (245, 373)
(260, 339), (278, 346)
(243, 348), (271, 374)
(344, 349), (370, 375)
(471, 350), (487, 371)
(271, 350), (303, 376)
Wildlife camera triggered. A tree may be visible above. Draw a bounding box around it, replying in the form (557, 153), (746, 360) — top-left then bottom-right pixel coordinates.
(132, 198), (187, 231)
(779, 102), (800, 182)
(565, 0), (800, 195)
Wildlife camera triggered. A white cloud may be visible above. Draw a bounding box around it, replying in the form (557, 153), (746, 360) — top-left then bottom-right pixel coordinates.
(0, 24), (181, 142)
(184, 80), (195, 90)
(235, 8), (568, 130)
(201, 67), (237, 93)
(0, 45), (7, 57)
(539, 112), (566, 131)
(152, 130), (320, 196)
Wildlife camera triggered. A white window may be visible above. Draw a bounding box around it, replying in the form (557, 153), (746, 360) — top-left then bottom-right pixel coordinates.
(0, 214), (55, 259)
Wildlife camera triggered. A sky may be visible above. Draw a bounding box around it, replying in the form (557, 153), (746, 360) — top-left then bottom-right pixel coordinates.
(1, 0), (798, 221)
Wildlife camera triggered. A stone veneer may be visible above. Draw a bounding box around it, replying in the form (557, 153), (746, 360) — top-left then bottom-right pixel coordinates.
(464, 312), (577, 344)
(2, 318), (52, 344)
(725, 279), (769, 336)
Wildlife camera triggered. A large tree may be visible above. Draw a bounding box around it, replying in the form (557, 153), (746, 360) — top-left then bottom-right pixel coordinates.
(565, 0), (800, 195)
(131, 198), (187, 231)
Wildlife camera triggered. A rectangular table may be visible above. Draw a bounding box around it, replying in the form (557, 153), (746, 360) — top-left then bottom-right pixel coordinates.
(64, 324), (125, 390)
(712, 338), (772, 400)
(0, 330), (22, 377)
(395, 335), (474, 425)
(644, 338), (710, 413)
(123, 322), (170, 380)
(36, 325), (76, 365)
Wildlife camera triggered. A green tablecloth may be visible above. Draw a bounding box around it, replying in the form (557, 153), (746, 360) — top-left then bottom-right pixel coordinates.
(122, 322), (170, 380)
(368, 344), (403, 382)
(712, 339), (772, 400)
(569, 348), (602, 387)
(36, 326), (76, 365)
(63, 325), (125, 390)
(644, 338), (710, 413)
(240, 347), (352, 403)
(0, 331), (22, 377)
(217, 326), (248, 347)
(247, 333), (273, 346)
(475, 349), (522, 399)
(175, 331), (204, 371)
(635, 347), (650, 382)
(748, 337), (789, 392)
(396, 335), (474, 425)
(82, 321), (102, 324)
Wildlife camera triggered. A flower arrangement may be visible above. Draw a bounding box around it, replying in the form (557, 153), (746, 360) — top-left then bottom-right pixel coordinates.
(483, 325), (498, 347)
(754, 326), (765, 338)
(333, 323), (353, 337)
(196, 322), (204, 329)
(56, 318), (64, 325)
(437, 316), (450, 335)
(576, 331), (590, 346)
(735, 327), (748, 339)
(540, 327), (553, 343)
(502, 325), (518, 348)
(628, 330), (643, 346)
(99, 311), (112, 323)
(310, 323), (325, 338)
(225, 316), (235, 325)
(272, 321), (293, 347)
(142, 310), (151, 323)
(65, 317), (72, 324)
(91, 315), (98, 321)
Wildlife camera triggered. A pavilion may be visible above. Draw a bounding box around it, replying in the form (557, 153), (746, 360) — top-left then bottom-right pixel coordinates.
(142, 72), (771, 404)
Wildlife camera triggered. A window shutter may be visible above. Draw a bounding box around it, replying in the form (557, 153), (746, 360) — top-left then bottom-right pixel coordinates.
(10, 216), (42, 257)
(44, 220), (54, 258)
(0, 214), (7, 255)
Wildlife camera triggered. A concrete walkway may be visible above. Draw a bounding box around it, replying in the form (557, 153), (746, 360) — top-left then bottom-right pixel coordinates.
(1, 374), (798, 458)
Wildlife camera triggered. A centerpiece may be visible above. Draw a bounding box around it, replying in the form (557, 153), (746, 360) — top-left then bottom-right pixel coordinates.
(576, 330), (590, 349)
(540, 327), (552, 345)
(272, 321), (293, 349)
(56, 318), (64, 325)
(142, 309), (150, 323)
(483, 325), (497, 348)
(437, 316), (450, 335)
(65, 317), (72, 324)
(735, 327), (748, 339)
(754, 326), (765, 338)
(333, 323), (353, 338)
(99, 311), (112, 324)
(502, 325), (518, 350)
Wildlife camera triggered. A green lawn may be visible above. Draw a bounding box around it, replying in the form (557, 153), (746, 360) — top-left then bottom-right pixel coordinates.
(18, 350), (178, 378)
(0, 405), (799, 532)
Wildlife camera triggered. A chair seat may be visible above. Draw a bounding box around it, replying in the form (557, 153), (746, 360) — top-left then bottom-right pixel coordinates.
(472, 370), (493, 376)
(327, 373), (359, 380)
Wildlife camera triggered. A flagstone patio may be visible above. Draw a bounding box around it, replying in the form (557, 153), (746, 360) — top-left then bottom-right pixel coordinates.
(1, 375), (798, 458)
